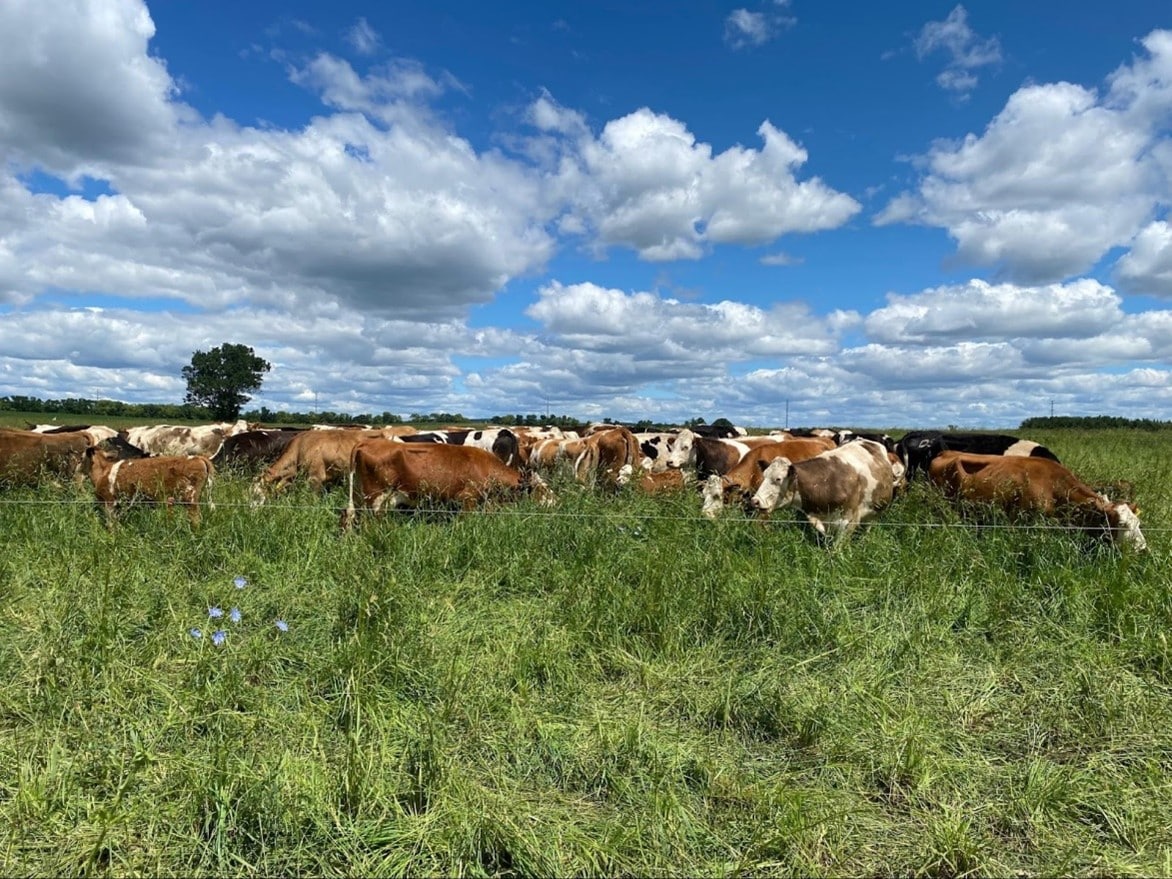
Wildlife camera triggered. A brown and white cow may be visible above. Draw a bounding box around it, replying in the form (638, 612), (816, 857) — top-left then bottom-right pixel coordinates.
(668, 428), (832, 478)
(341, 440), (554, 528)
(85, 439), (215, 525)
(122, 420), (253, 458)
(700, 438), (837, 518)
(750, 439), (897, 540)
(927, 451), (1146, 550)
(616, 465), (692, 494)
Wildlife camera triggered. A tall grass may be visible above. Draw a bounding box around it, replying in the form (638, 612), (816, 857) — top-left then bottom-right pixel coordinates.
(1, 430), (1170, 876)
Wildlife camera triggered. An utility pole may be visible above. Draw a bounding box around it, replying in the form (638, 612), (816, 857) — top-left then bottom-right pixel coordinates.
(785, 399), (789, 429)
(1050, 399), (1054, 418)
(314, 391), (319, 414)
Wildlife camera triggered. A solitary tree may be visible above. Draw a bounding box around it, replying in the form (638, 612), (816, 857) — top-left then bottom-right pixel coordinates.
(182, 343), (271, 421)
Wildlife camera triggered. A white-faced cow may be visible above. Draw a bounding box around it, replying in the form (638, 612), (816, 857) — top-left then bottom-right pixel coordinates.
(750, 439), (897, 541)
(700, 438), (838, 518)
(897, 431), (1059, 482)
(927, 451), (1146, 551)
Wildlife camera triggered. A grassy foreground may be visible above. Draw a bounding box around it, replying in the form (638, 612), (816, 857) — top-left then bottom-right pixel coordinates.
(1, 429), (1170, 876)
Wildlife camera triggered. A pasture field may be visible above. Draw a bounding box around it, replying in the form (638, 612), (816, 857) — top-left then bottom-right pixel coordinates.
(1, 429), (1171, 876)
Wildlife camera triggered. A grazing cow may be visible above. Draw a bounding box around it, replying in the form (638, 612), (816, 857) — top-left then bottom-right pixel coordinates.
(927, 452), (1146, 551)
(216, 429), (303, 473)
(700, 438), (837, 518)
(85, 439), (214, 526)
(688, 419), (746, 438)
(122, 420), (253, 458)
(750, 439), (897, 540)
(252, 428), (402, 502)
(341, 440), (554, 528)
(578, 426), (641, 486)
(898, 431), (1059, 482)
(668, 429), (831, 477)
(0, 428), (94, 487)
(634, 432), (682, 473)
(29, 423), (120, 445)
(460, 427), (523, 467)
(616, 466), (692, 494)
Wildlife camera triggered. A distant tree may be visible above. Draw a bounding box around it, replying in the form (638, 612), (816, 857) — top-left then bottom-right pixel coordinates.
(182, 343), (271, 421)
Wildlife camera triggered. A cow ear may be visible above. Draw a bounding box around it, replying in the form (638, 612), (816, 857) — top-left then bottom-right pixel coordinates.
(757, 458), (769, 472)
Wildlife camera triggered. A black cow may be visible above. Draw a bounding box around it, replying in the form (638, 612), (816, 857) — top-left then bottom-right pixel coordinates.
(898, 430), (1060, 481)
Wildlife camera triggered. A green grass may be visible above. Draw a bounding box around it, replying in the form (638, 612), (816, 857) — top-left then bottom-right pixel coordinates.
(1, 429), (1170, 876)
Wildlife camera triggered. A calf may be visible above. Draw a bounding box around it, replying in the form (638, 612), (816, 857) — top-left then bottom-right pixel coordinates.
(341, 440), (554, 528)
(750, 439), (897, 540)
(86, 440), (214, 525)
(617, 466), (692, 494)
(927, 452), (1146, 550)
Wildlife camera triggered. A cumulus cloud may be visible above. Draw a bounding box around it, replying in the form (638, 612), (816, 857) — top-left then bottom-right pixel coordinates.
(546, 108), (860, 260)
(878, 30), (1172, 285)
(0, 0), (187, 178)
(913, 5), (1001, 97)
(1115, 220), (1172, 296)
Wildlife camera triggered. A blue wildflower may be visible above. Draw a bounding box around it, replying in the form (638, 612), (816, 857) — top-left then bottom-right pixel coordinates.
(229, 607), (242, 624)
(233, 576), (248, 589)
(189, 628), (202, 639)
(208, 606), (224, 619)
(212, 629), (227, 647)
(275, 619), (289, 633)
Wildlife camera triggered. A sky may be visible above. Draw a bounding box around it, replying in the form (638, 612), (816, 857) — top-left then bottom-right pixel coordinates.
(1, 0), (1171, 429)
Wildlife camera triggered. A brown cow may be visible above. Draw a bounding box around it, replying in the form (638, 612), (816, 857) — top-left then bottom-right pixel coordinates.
(617, 466), (692, 494)
(251, 427), (413, 503)
(0, 428), (94, 487)
(340, 440), (554, 529)
(927, 451), (1146, 550)
(700, 438), (836, 517)
(85, 440), (215, 526)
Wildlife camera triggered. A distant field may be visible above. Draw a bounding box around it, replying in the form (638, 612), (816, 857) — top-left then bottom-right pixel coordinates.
(1, 429), (1169, 876)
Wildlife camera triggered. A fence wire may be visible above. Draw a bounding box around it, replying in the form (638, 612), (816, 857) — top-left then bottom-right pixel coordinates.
(0, 494), (1168, 536)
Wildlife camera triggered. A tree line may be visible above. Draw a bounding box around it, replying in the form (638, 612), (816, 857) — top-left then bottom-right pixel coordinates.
(1019, 415), (1172, 431)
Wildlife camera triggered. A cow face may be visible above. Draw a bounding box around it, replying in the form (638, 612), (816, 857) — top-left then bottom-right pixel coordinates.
(665, 429), (695, 469)
(1107, 502), (1147, 551)
(700, 474), (726, 518)
(750, 457), (796, 514)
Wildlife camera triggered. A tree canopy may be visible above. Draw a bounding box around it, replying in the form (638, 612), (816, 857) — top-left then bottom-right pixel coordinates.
(182, 343), (271, 421)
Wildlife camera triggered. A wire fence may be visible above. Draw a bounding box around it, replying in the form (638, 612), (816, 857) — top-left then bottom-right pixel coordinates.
(1, 493), (1168, 536)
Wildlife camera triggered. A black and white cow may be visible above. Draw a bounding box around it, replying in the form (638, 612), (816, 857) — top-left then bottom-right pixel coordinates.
(897, 431), (1060, 482)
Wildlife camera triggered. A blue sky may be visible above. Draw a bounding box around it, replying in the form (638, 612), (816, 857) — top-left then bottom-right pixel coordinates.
(1, 0), (1170, 428)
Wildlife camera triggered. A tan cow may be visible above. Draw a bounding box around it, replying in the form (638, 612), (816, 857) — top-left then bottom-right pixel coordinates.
(341, 440), (554, 529)
(0, 428), (93, 487)
(251, 427), (414, 503)
(927, 451), (1146, 550)
(85, 441), (215, 526)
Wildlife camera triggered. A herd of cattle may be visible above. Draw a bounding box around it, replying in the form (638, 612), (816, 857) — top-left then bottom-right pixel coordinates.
(0, 418), (1148, 550)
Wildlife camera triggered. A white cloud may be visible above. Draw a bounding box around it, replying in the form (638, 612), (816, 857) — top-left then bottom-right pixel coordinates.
(878, 31), (1172, 285)
(549, 108), (860, 260)
(914, 5), (1001, 97)
(1115, 220), (1172, 296)
(345, 17), (381, 56)
(724, 6), (796, 50)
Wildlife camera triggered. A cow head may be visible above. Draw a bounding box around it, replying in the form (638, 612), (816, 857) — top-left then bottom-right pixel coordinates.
(1105, 501), (1147, 551)
(750, 457), (796, 514)
(525, 471), (557, 506)
(665, 429), (694, 469)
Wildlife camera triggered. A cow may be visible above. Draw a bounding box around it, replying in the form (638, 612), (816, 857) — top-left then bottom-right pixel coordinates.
(122, 420), (253, 458)
(0, 428), (94, 487)
(750, 439), (898, 541)
(616, 466), (692, 494)
(216, 428), (304, 474)
(341, 440), (554, 529)
(927, 452), (1146, 551)
(251, 428), (403, 502)
(897, 431), (1059, 482)
(667, 429), (831, 478)
(634, 432), (682, 473)
(85, 439), (214, 526)
(460, 427), (523, 467)
(700, 438), (838, 518)
(576, 426), (641, 486)
(688, 419), (747, 438)
(28, 423), (120, 444)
